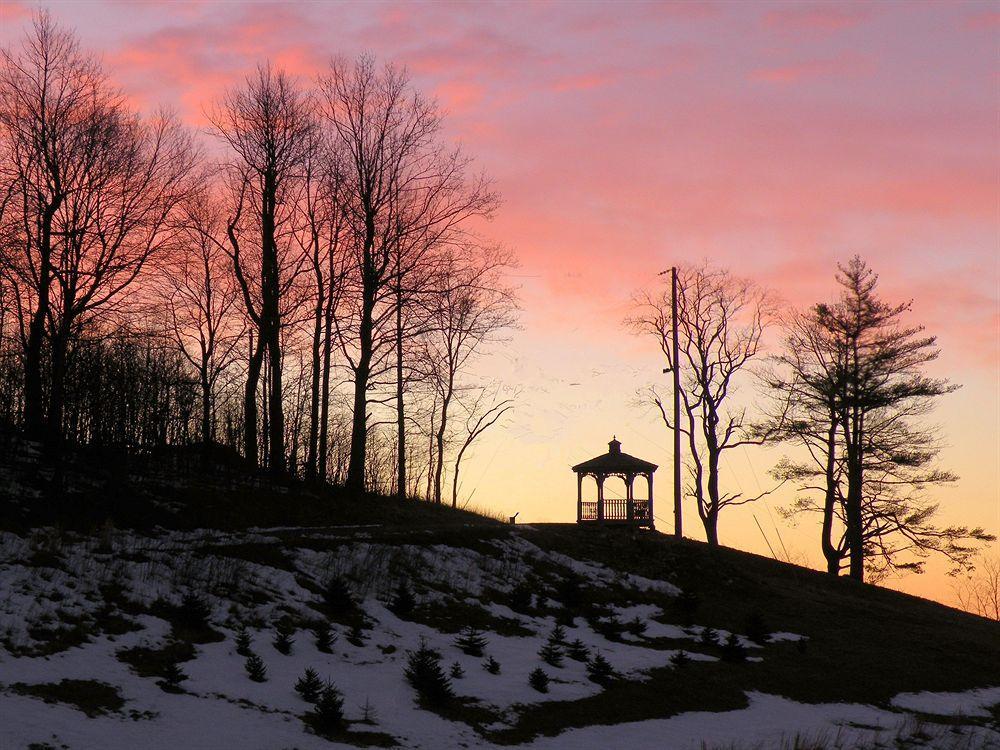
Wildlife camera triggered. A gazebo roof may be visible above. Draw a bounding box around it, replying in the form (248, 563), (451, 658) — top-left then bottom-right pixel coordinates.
(572, 437), (658, 474)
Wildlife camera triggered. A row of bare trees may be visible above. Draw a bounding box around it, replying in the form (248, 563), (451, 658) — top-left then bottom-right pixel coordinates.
(630, 258), (993, 583)
(0, 14), (517, 504)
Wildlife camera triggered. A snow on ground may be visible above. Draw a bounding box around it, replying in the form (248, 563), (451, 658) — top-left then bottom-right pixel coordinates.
(891, 686), (1000, 718)
(0, 527), (996, 749)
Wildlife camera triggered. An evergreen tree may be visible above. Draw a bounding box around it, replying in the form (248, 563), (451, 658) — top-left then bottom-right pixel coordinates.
(389, 580), (416, 617)
(308, 683), (346, 734)
(235, 626), (253, 656)
(324, 576), (356, 615)
(625, 616), (647, 636)
(449, 661), (465, 679)
(483, 655), (501, 675)
(359, 697), (379, 725)
(508, 582), (533, 612)
(159, 661), (188, 693)
(586, 652), (614, 686)
(528, 667), (550, 693)
(538, 639), (564, 667)
(743, 612), (770, 645)
(549, 623), (568, 647)
(404, 638), (454, 706)
(567, 639), (590, 662)
(245, 653), (268, 682)
(295, 667), (325, 703)
(670, 650), (691, 668)
(273, 622), (295, 655)
(314, 622), (336, 653)
(347, 622), (366, 647)
(699, 627), (720, 647)
(454, 626), (488, 656)
(720, 633), (748, 663)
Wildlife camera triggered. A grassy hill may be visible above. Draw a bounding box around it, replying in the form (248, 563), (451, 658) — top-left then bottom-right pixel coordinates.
(0, 438), (997, 749)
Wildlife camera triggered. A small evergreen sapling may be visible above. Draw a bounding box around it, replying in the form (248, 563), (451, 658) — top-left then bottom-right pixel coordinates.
(528, 667), (550, 693)
(720, 633), (748, 663)
(273, 622), (295, 655)
(743, 612), (770, 645)
(449, 661), (465, 679)
(597, 613), (625, 641)
(625, 616), (647, 637)
(483, 655), (501, 675)
(308, 683), (346, 734)
(586, 652), (614, 686)
(508, 582), (533, 612)
(359, 697), (379, 725)
(454, 626), (488, 657)
(404, 638), (454, 706)
(389, 580), (416, 617)
(549, 624), (568, 647)
(675, 589), (700, 625)
(245, 653), (268, 682)
(538, 639), (564, 667)
(324, 576), (356, 615)
(295, 667), (325, 703)
(567, 639), (590, 662)
(670, 650), (691, 668)
(314, 622), (336, 653)
(159, 661), (187, 693)
(347, 622), (366, 647)
(699, 627), (720, 647)
(235, 626), (253, 656)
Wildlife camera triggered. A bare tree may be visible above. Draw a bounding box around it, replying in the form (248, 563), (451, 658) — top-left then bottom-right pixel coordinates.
(955, 555), (1000, 622)
(450, 383), (516, 508)
(629, 264), (779, 545)
(318, 55), (496, 494)
(210, 64), (315, 474)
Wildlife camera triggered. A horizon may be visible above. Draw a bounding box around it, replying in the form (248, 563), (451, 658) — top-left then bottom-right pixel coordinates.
(0, 0), (997, 610)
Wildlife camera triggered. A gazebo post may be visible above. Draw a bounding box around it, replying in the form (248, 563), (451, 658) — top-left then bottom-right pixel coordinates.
(626, 473), (635, 522)
(596, 475), (605, 523)
(647, 472), (654, 530)
(576, 473), (583, 522)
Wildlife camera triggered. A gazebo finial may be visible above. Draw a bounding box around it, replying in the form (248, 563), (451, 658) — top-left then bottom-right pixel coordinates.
(609, 436), (621, 454)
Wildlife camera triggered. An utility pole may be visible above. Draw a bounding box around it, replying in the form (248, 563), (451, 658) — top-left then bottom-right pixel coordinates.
(671, 266), (682, 538)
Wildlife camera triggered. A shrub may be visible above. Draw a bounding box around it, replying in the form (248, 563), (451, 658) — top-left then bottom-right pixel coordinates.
(404, 639), (454, 706)
(449, 661), (465, 679)
(744, 612), (770, 645)
(295, 667), (324, 703)
(699, 627), (720, 647)
(235, 626), (253, 657)
(528, 667), (550, 693)
(483, 655), (501, 675)
(508, 582), (534, 612)
(538, 640), (563, 667)
(176, 593), (212, 630)
(454, 626), (488, 657)
(314, 622), (336, 653)
(625, 616), (647, 637)
(245, 653), (267, 682)
(273, 622), (295, 655)
(389, 580), (416, 618)
(720, 633), (748, 663)
(346, 623), (366, 647)
(586, 652), (614, 686)
(670, 650), (691, 669)
(567, 638), (590, 662)
(596, 614), (625, 641)
(308, 683), (346, 734)
(323, 576), (355, 615)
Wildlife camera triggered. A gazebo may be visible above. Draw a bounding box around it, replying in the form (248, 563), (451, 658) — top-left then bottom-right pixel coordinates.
(572, 437), (657, 528)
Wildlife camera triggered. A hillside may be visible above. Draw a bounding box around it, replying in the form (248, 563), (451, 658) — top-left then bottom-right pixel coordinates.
(0, 442), (998, 749)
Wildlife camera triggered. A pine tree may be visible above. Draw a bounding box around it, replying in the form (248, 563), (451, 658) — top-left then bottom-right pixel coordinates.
(359, 697), (379, 725)
(324, 576), (355, 615)
(699, 627), (720, 647)
(625, 616), (647, 637)
(720, 633), (748, 663)
(273, 622), (295, 655)
(314, 622), (336, 653)
(159, 661), (187, 693)
(235, 626), (253, 656)
(389, 580), (416, 617)
(483, 655), (501, 675)
(675, 590), (700, 625)
(549, 623), (568, 647)
(670, 650), (691, 668)
(586, 652), (614, 686)
(245, 653), (268, 682)
(508, 582), (533, 612)
(347, 622), (366, 647)
(597, 614), (624, 641)
(567, 638), (590, 662)
(454, 626), (488, 657)
(295, 667), (325, 703)
(404, 638), (454, 706)
(538, 639), (563, 667)
(743, 612), (770, 645)
(449, 661), (465, 679)
(528, 667), (550, 693)
(308, 683), (346, 734)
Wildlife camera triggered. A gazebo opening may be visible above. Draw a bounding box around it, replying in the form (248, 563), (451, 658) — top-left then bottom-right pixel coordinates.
(572, 437), (658, 528)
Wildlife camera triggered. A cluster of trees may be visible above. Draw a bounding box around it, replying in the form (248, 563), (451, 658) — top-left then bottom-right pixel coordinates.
(0, 14), (517, 504)
(631, 258), (993, 583)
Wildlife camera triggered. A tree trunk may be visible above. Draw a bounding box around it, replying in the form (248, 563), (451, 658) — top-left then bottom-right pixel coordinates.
(24, 208), (58, 439)
(346, 293), (373, 492)
(244, 333), (265, 468)
(46, 326), (69, 446)
(395, 282), (406, 499)
(821, 414), (841, 575)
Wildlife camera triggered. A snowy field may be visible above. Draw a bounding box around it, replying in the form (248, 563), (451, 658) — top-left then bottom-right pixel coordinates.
(0, 528), (997, 749)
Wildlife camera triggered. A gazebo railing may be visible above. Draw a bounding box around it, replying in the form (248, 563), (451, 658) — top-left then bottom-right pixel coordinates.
(578, 499), (650, 522)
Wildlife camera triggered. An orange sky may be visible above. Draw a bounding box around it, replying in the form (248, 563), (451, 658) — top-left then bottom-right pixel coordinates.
(2, 0), (997, 607)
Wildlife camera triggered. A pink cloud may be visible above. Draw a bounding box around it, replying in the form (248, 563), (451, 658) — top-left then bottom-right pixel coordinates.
(751, 56), (873, 83)
(764, 4), (871, 33)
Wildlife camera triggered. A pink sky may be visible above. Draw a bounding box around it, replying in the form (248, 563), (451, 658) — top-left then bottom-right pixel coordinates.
(2, 0), (997, 604)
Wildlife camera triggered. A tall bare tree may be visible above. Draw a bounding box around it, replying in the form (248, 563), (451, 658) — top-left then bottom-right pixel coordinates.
(210, 64), (315, 474)
(629, 264), (779, 545)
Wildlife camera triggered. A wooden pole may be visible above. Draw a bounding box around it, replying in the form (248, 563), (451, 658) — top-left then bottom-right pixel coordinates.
(672, 266), (682, 538)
